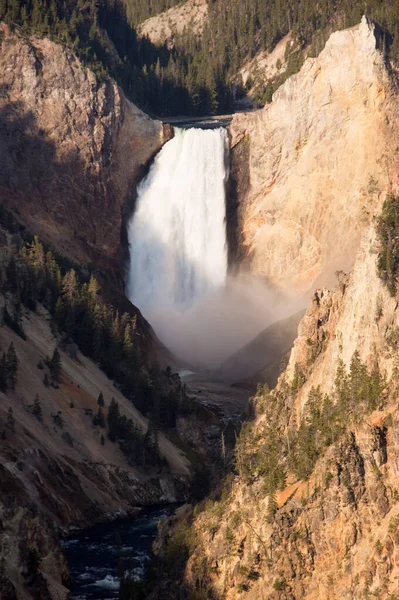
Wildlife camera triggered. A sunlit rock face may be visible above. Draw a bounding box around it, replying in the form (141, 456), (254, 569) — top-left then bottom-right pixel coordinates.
(229, 16), (396, 299)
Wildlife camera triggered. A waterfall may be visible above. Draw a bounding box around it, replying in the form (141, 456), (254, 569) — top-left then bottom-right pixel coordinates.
(127, 127), (229, 315)
(127, 126), (281, 368)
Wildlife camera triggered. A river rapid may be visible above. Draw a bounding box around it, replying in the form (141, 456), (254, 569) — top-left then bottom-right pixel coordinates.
(62, 506), (172, 599)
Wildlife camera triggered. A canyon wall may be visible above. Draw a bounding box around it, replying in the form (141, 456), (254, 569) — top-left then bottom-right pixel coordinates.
(176, 222), (399, 599)
(229, 17), (398, 299)
(151, 19), (399, 600)
(0, 24), (171, 283)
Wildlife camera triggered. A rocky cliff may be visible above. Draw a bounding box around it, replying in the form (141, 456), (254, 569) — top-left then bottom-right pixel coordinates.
(168, 220), (399, 600)
(229, 17), (398, 299)
(138, 0), (207, 48)
(0, 26), (194, 599)
(0, 23), (171, 284)
(151, 19), (399, 600)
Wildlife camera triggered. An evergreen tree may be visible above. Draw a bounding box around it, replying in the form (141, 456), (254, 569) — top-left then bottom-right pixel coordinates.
(0, 353), (7, 393)
(97, 391), (105, 407)
(6, 407), (15, 432)
(33, 393), (42, 421)
(62, 269), (78, 304)
(6, 342), (18, 390)
(93, 407), (105, 428)
(107, 398), (120, 441)
(88, 275), (100, 300)
(54, 297), (65, 325)
(49, 348), (62, 382)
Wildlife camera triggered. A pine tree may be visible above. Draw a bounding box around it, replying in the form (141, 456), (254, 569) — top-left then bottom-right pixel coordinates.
(33, 393), (42, 421)
(123, 321), (134, 359)
(88, 275), (100, 299)
(93, 407), (105, 428)
(6, 407), (15, 432)
(43, 373), (49, 387)
(107, 398), (120, 441)
(62, 269), (78, 304)
(6, 342), (18, 390)
(54, 297), (65, 324)
(0, 353), (7, 392)
(97, 391), (105, 407)
(49, 348), (62, 382)
(101, 433), (105, 445)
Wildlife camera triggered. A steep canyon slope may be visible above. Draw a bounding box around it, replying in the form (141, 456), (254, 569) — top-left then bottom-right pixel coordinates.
(229, 17), (398, 298)
(138, 0), (207, 48)
(0, 23), (171, 282)
(0, 25), (194, 600)
(152, 19), (399, 600)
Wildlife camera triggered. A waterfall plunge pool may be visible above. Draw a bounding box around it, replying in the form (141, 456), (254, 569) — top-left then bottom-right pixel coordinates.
(62, 505), (174, 599)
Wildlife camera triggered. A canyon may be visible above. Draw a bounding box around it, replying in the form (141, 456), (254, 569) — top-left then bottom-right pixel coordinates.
(1, 8), (399, 600)
(149, 16), (399, 600)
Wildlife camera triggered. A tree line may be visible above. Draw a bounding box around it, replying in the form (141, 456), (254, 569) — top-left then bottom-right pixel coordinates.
(3, 0), (399, 116)
(0, 225), (186, 434)
(234, 351), (385, 521)
(0, 229), (174, 467)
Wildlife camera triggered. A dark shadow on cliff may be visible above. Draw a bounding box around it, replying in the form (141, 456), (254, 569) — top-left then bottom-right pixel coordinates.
(0, 93), (102, 262)
(0, 92), (165, 362)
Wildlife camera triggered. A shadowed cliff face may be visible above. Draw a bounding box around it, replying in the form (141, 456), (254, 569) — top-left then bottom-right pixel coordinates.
(0, 24), (170, 287)
(229, 17), (399, 299)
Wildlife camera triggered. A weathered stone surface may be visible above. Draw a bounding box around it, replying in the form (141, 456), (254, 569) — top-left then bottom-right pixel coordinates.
(152, 20), (399, 600)
(0, 24), (170, 283)
(138, 0), (207, 48)
(229, 17), (397, 298)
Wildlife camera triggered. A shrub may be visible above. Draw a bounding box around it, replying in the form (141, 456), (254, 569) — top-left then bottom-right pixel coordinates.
(377, 194), (399, 295)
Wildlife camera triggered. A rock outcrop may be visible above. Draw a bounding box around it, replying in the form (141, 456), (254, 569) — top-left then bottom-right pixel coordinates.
(216, 310), (304, 388)
(0, 24), (171, 284)
(138, 0), (207, 48)
(229, 17), (398, 298)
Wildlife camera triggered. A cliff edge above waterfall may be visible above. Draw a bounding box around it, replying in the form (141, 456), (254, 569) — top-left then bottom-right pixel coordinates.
(229, 16), (399, 299)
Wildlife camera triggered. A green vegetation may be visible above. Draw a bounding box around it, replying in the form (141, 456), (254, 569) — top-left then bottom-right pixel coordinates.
(0, 0), (230, 116)
(0, 342), (19, 392)
(97, 391), (105, 408)
(2, 0), (399, 116)
(3, 235), (152, 411)
(0, 231), (186, 435)
(32, 393), (42, 421)
(377, 194), (399, 295)
(125, 0), (182, 25)
(107, 398), (163, 466)
(47, 348), (62, 382)
(234, 352), (385, 510)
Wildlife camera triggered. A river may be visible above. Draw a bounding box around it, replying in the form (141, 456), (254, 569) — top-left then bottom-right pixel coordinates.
(62, 506), (172, 600)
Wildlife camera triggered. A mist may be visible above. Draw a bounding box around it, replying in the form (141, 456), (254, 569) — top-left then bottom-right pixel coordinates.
(126, 126), (301, 370)
(141, 273), (299, 369)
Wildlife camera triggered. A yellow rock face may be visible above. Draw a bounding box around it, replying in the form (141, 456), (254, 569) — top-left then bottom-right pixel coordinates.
(229, 17), (396, 300)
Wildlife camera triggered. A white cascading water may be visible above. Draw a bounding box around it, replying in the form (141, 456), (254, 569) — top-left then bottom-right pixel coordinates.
(127, 127), (228, 314)
(127, 126), (283, 368)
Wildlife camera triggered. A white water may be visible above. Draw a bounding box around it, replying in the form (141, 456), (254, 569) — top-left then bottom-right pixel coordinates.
(127, 127), (228, 312)
(127, 127), (286, 368)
